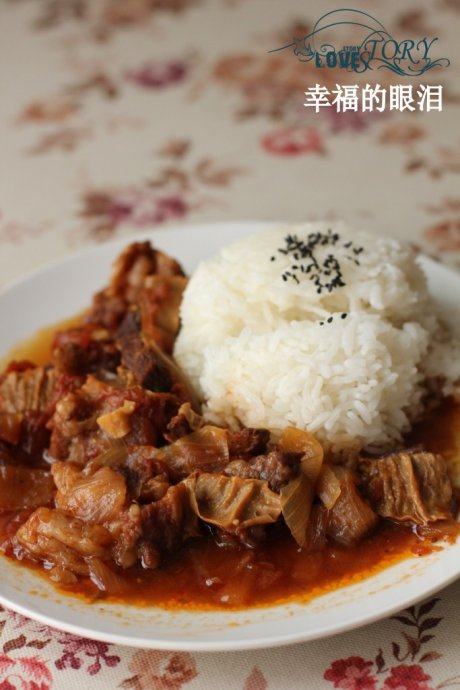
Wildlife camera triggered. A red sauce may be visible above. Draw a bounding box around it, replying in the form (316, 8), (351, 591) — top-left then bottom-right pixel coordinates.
(58, 521), (459, 609)
(1, 322), (459, 610)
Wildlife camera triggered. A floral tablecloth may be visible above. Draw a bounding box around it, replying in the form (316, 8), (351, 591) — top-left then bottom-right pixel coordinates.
(1, 0), (459, 688)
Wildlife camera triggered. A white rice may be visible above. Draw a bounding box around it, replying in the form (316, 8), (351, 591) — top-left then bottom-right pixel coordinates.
(174, 223), (460, 453)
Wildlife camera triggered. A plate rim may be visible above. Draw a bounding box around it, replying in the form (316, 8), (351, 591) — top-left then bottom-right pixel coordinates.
(0, 553), (459, 651)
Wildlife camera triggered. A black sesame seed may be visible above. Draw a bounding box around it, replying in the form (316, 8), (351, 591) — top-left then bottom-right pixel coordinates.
(327, 317), (333, 323)
(341, 313), (347, 319)
(272, 232), (365, 291)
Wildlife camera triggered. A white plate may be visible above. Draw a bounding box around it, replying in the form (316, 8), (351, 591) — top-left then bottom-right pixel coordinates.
(0, 221), (459, 652)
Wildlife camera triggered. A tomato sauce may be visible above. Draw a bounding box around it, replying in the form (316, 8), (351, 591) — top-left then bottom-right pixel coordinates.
(1, 320), (459, 610)
(61, 520), (459, 609)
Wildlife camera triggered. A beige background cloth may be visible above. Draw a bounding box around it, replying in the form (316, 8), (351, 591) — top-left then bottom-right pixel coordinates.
(0, 0), (459, 687)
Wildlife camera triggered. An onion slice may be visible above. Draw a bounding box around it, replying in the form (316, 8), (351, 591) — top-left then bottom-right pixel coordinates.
(278, 427), (324, 548)
(87, 557), (125, 594)
(316, 465), (342, 509)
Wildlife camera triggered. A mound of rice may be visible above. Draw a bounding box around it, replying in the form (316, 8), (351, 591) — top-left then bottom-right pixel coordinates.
(174, 223), (460, 453)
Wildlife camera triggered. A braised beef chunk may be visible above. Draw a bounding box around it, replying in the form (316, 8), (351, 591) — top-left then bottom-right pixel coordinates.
(124, 392), (180, 447)
(110, 503), (143, 569)
(412, 452), (453, 519)
(224, 450), (298, 492)
(141, 483), (199, 554)
(250, 451), (299, 491)
(0, 366), (57, 416)
(0, 366), (81, 462)
(138, 275), (188, 355)
(327, 467), (377, 545)
(87, 241), (185, 330)
(227, 428), (270, 459)
(165, 410), (194, 443)
(359, 450), (452, 525)
(47, 390), (102, 463)
(118, 331), (197, 407)
(48, 375), (180, 463)
(116, 308), (141, 341)
(119, 333), (172, 392)
(164, 403), (203, 443)
(123, 447), (170, 503)
(52, 325), (120, 376)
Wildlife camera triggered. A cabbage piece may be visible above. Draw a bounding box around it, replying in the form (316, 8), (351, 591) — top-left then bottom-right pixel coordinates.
(158, 426), (230, 480)
(0, 466), (55, 511)
(96, 400), (136, 438)
(16, 507), (112, 574)
(52, 462), (126, 524)
(86, 441), (128, 470)
(49, 566), (78, 585)
(278, 427), (324, 548)
(176, 402), (204, 432)
(184, 472), (281, 531)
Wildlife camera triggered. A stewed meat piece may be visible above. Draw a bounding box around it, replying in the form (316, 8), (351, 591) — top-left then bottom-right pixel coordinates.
(327, 467), (377, 545)
(164, 402), (203, 442)
(87, 241), (185, 330)
(47, 375), (180, 462)
(141, 482), (199, 554)
(0, 365), (81, 461)
(227, 428), (270, 458)
(359, 450), (452, 524)
(118, 333), (173, 393)
(118, 331), (198, 406)
(137, 274), (188, 355)
(224, 450), (299, 492)
(52, 324), (120, 377)
(0, 366), (57, 416)
(122, 446), (170, 503)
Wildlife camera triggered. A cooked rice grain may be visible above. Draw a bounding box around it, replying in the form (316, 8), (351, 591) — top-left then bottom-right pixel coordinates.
(174, 223), (460, 452)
